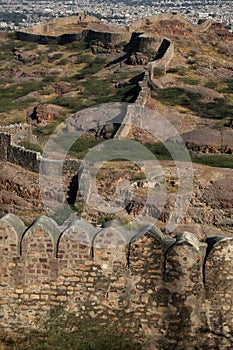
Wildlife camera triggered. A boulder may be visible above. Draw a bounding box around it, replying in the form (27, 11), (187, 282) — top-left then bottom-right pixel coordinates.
(27, 103), (64, 125)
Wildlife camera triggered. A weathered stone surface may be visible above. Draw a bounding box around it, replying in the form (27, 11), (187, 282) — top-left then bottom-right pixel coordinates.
(13, 48), (40, 64)
(1, 215), (233, 349)
(27, 103), (64, 125)
(183, 126), (233, 154)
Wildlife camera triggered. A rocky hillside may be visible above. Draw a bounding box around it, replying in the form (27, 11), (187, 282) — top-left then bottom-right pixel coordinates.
(0, 159), (232, 239)
(0, 13), (232, 238)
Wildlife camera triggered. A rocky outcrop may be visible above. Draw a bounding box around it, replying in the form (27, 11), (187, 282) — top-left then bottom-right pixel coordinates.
(13, 48), (40, 64)
(183, 126), (233, 154)
(27, 103), (64, 125)
(129, 52), (150, 65)
(1, 159), (232, 238)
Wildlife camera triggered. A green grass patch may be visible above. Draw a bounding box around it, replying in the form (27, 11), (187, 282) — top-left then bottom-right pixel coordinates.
(0, 307), (141, 350)
(18, 141), (43, 154)
(0, 81), (43, 112)
(77, 56), (107, 76)
(65, 40), (89, 51)
(143, 142), (233, 168)
(155, 87), (233, 119)
(204, 81), (219, 90)
(33, 121), (65, 137)
(219, 79), (233, 93)
(97, 215), (117, 226)
(191, 154), (233, 169)
(51, 74), (140, 113)
(153, 66), (165, 78)
(69, 138), (103, 158)
(178, 77), (200, 85)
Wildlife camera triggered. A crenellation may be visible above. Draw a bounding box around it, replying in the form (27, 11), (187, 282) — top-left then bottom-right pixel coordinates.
(0, 213), (233, 348)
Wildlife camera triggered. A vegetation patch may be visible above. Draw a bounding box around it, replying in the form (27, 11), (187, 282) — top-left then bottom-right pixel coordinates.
(0, 81), (43, 112)
(155, 87), (233, 119)
(0, 307), (141, 350)
(144, 142), (233, 168)
(18, 141), (43, 154)
(153, 66), (165, 78)
(191, 154), (233, 169)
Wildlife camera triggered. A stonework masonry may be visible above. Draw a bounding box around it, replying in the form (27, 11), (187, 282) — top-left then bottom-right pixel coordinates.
(0, 213), (233, 349)
(16, 15), (131, 47)
(0, 129), (80, 177)
(0, 124), (36, 144)
(115, 37), (173, 139)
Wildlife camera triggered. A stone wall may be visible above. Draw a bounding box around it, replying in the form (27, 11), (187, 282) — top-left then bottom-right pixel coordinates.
(0, 133), (10, 161)
(16, 29), (131, 47)
(125, 32), (162, 53)
(16, 13), (130, 48)
(115, 38), (174, 139)
(16, 31), (81, 45)
(17, 14), (99, 35)
(0, 129), (80, 179)
(0, 213), (233, 349)
(147, 38), (174, 89)
(0, 123), (36, 144)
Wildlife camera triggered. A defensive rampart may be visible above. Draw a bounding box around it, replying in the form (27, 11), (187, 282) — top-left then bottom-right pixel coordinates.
(0, 129), (80, 178)
(16, 14), (131, 47)
(115, 38), (173, 139)
(125, 32), (162, 53)
(0, 213), (233, 349)
(147, 38), (174, 90)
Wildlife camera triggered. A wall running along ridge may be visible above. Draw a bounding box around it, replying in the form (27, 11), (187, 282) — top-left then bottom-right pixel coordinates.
(0, 213), (233, 349)
(16, 14), (131, 47)
(115, 38), (173, 139)
(0, 130), (80, 175)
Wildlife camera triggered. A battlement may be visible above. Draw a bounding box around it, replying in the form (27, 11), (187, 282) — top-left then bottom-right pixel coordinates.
(0, 130), (81, 177)
(16, 14), (131, 47)
(1, 213), (233, 348)
(0, 123), (35, 144)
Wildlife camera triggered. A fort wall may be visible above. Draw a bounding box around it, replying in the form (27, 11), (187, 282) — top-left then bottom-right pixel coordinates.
(147, 38), (174, 90)
(16, 29), (129, 47)
(16, 14), (130, 47)
(0, 214), (233, 349)
(115, 38), (173, 139)
(0, 123), (36, 144)
(0, 127), (80, 180)
(125, 32), (161, 53)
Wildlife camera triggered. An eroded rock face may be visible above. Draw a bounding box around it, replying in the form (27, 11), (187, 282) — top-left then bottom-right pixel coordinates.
(0, 162), (44, 222)
(27, 103), (64, 125)
(1, 160), (232, 239)
(129, 52), (150, 65)
(13, 48), (40, 64)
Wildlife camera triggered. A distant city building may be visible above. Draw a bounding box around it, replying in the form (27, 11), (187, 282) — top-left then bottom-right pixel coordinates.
(0, 0), (232, 30)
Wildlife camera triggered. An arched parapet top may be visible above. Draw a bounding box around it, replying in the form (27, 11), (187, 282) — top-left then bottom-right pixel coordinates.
(93, 220), (129, 249)
(62, 218), (100, 245)
(164, 231), (207, 265)
(205, 236), (232, 259)
(204, 236), (233, 296)
(21, 216), (61, 258)
(129, 224), (163, 245)
(0, 214), (27, 255)
(57, 219), (100, 261)
(164, 231), (204, 285)
(31, 216), (61, 241)
(0, 213), (26, 237)
(175, 232), (200, 251)
(128, 224), (164, 276)
(204, 236), (233, 270)
(92, 221), (128, 271)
